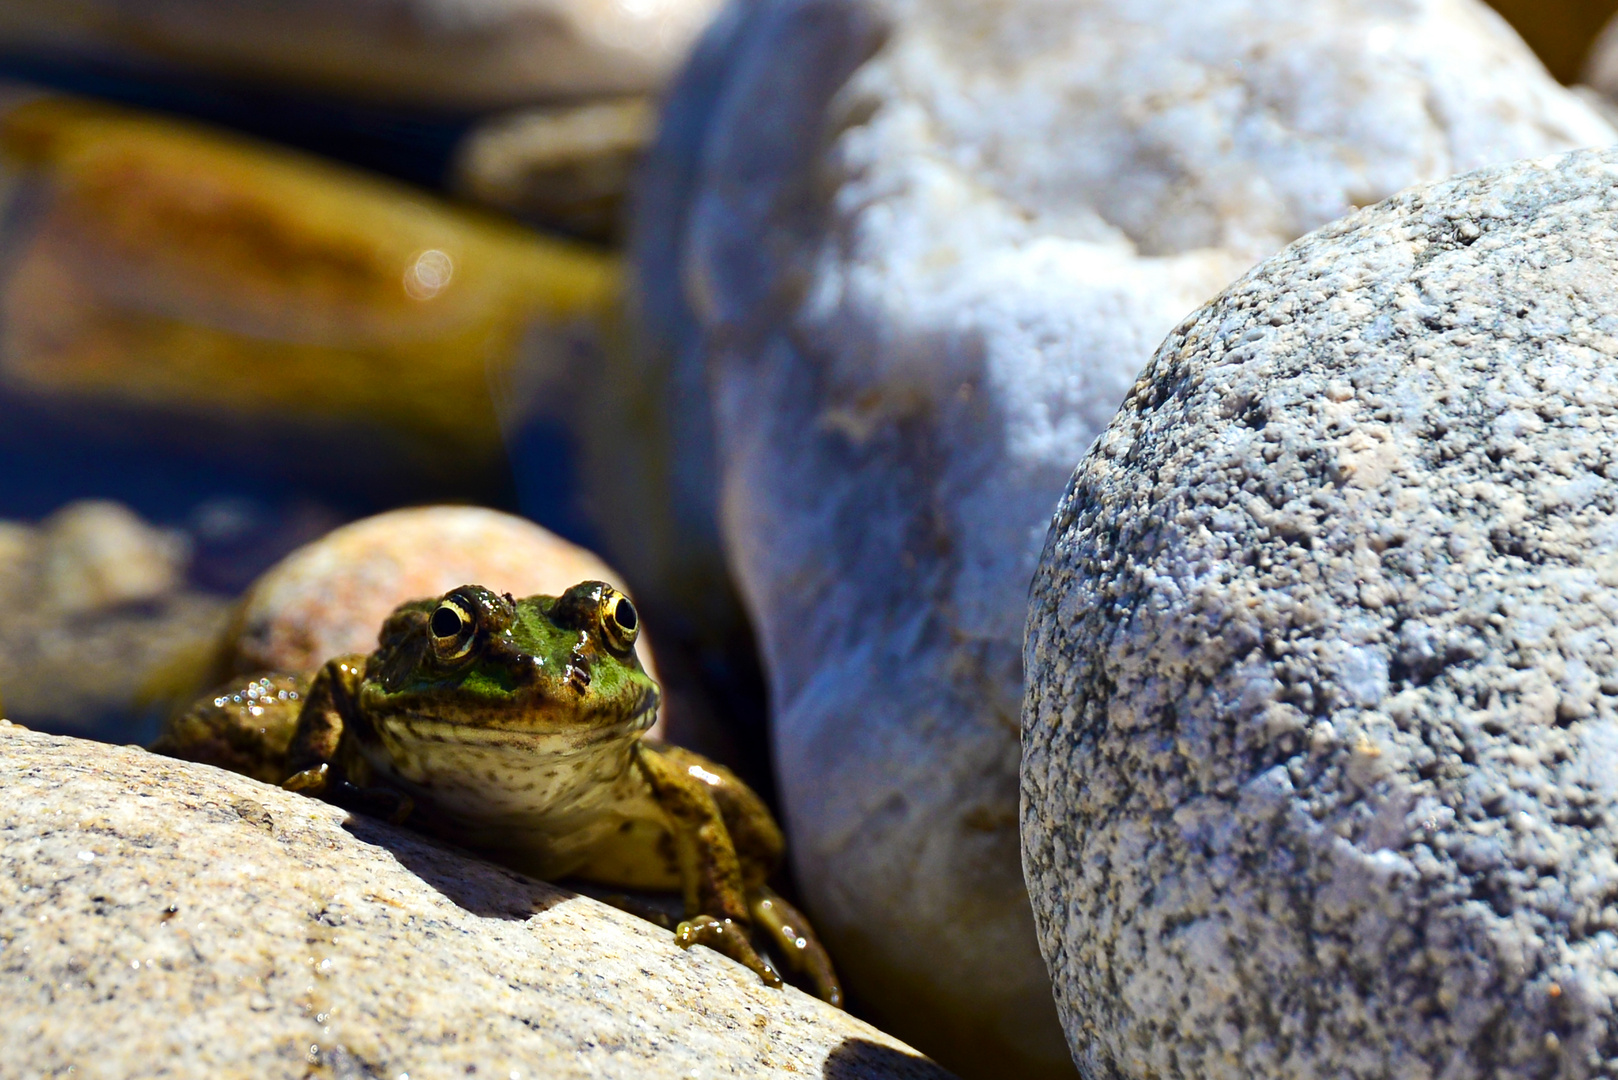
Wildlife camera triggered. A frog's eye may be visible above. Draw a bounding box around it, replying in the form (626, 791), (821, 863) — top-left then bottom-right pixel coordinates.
(429, 598), (477, 661)
(599, 589), (639, 653)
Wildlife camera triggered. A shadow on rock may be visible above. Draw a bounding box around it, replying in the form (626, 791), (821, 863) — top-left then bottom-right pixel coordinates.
(340, 813), (572, 922)
(822, 1038), (958, 1080)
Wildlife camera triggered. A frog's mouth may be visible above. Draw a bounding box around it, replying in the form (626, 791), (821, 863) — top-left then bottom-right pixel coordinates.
(388, 688), (659, 750)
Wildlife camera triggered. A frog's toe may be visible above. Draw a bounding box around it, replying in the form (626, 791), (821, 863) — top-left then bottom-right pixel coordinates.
(750, 887), (843, 1008)
(283, 764), (331, 795)
(675, 915), (782, 989)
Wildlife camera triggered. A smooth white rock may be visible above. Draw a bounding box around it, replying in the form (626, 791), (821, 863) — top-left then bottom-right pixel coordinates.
(634, 0), (1614, 1074)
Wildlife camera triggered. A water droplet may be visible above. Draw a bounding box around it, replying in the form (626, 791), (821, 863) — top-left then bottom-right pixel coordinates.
(404, 249), (454, 300)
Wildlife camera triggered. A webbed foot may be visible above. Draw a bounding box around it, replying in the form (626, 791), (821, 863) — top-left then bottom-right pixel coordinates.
(282, 765), (414, 825)
(675, 915), (782, 989)
(751, 887), (843, 1007)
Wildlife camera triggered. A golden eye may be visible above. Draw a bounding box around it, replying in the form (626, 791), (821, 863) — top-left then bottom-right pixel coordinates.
(599, 589), (639, 652)
(429, 598), (476, 660)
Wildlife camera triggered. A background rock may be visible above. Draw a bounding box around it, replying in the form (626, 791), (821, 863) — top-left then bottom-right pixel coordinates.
(1490, 0), (1618, 81)
(0, 90), (617, 509)
(0, 723), (950, 1079)
(217, 506), (669, 739)
(36, 499), (188, 613)
(0, 0), (724, 109)
(633, 0), (1615, 1075)
(451, 97), (654, 241)
(221, 504), (643, 670)
(0, 500), (231, 742)
(1025, 145), (1618, 1079)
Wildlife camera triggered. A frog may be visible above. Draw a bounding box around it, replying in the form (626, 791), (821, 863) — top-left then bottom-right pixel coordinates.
(152, 581), (841, 1006)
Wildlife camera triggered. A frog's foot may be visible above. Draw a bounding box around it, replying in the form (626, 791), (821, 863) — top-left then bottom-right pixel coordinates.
(282, 765), (414, 825)
(330, 780), (414, 825)
(675, 915), (782, 989)
(750, 887), (843, 1008)
(283, 763), (332, 795)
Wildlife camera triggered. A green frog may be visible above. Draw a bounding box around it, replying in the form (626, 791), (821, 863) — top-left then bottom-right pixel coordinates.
(152, 581), (840, 1005)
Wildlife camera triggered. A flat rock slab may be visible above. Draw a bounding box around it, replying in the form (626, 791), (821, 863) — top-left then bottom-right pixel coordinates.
(0, 724), (948, 1080)
(1024, 145), (1618, 1079)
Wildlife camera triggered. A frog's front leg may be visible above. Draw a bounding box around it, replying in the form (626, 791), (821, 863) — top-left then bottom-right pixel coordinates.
(632, 742), (782, 989)
(282, 656), (413, 825)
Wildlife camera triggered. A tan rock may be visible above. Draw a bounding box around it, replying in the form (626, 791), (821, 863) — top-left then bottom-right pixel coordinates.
(0, 723), (950, 1079)
(0, 0), (725, 108)
(223, 505), (640, 674)
(451, 97), (655, 240)
(37, 499), (189, 613)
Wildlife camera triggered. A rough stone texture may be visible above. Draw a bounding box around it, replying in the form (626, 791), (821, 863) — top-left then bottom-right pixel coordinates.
(633, 0), (1615, 1075)
(0, 724), (948, 1079)
(1024, 145), (1618, 1079)
(0, 0), (723, 108)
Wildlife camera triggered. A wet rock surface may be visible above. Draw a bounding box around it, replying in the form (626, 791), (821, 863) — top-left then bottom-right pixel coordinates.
(635, 0), (1614, 1074)
(0, 723), (949, 1079)
(1024, 146), (1618, 1079)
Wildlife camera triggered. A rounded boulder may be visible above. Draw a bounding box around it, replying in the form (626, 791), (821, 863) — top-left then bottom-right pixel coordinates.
(1024, 146), (1618, 1078)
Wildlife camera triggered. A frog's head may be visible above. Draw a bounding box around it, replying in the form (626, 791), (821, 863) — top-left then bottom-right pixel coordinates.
(363, 581), (660, 742)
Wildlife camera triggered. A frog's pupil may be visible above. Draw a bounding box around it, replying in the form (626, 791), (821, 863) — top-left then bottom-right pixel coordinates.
(432, 606), (464, 638)
(614, 597), (637, 632)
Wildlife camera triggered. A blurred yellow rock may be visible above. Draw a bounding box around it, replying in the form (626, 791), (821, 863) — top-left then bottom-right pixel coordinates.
(0, 93), (619, 477)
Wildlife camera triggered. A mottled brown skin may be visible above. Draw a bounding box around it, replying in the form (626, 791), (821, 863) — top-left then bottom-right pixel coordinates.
(154, 581), (841, 1005)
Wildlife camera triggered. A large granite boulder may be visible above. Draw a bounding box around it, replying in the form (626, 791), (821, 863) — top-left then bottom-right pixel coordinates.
(629, 0), (1615, 1075)
(1025, 145), (1618, 1078)
(0, 723), (950, 1079)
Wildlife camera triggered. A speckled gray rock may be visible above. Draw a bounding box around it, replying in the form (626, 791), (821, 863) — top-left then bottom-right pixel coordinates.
(632, 0), (1614, 1076)
(1024, 145), (1618, 1079)
(0, 723), (949, 1080)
